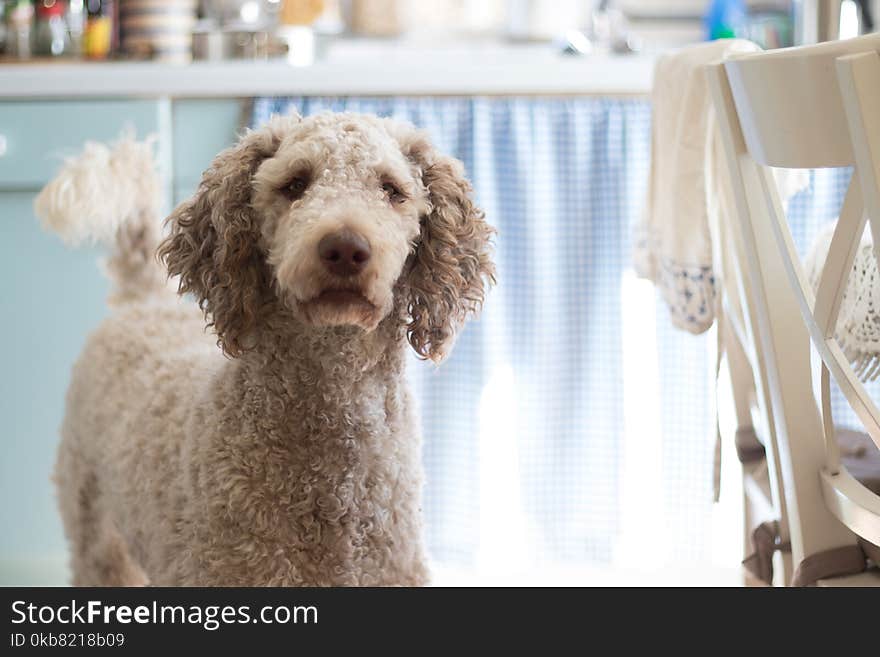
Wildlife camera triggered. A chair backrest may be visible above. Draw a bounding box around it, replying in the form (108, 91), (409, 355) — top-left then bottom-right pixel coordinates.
(706, 33), (880, 581)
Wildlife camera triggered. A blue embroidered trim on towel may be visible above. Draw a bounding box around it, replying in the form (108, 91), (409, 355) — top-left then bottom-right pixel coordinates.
(660, 260), (716, 330)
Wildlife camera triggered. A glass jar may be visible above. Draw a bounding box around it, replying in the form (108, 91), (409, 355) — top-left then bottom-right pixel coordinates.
(347, 0), (404, 37)
(7, 0), (35, 59)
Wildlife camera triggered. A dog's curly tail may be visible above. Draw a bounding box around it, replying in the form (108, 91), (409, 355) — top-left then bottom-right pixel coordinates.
(34, 134), (167, 305)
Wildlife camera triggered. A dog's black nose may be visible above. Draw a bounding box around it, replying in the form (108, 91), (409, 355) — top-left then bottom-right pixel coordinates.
(318, 229), (371, 277)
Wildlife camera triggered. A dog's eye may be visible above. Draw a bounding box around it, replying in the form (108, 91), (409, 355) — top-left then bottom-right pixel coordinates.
(382, 181), (407, 205)
(283, 175), (310, 201)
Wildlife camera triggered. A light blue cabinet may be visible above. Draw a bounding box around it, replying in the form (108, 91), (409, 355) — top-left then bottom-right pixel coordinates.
(0, 100), (166, 190)
(0, 97), (243, 584)
(0, 192), (109, 581)
(173, 99), (246, 204)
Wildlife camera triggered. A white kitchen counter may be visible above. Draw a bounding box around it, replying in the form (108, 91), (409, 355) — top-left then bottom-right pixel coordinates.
(0, 41), (654, 98)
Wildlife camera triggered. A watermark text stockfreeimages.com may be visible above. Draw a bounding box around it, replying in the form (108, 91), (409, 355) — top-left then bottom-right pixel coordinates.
(10, 599), (317, 632)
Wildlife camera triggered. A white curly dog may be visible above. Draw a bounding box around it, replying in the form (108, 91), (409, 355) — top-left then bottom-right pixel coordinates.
(35, 112), (494, 586)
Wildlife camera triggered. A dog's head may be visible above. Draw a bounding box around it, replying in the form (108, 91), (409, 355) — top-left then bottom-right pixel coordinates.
(158, 112), (495, 361)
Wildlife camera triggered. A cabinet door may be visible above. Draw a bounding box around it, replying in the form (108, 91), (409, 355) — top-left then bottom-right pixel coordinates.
(172, 99), (246, 205)
(0, 100), (165, 191)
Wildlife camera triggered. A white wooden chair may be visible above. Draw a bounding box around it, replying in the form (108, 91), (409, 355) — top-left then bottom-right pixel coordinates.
(707, 33), (880, 586)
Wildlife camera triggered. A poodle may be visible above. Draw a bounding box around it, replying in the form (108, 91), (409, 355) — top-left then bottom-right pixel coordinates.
(34, 112), (495, 586)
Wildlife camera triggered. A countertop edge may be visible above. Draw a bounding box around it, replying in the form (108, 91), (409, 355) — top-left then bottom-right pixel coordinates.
(0, 56), (655, 98)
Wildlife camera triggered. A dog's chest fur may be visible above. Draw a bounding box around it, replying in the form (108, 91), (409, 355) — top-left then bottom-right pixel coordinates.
(176, 326), (427, 586)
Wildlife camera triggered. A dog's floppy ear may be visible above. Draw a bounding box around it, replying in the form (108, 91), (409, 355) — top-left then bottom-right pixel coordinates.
(391, 125), (496, 362)
(158, 115), (297, 357)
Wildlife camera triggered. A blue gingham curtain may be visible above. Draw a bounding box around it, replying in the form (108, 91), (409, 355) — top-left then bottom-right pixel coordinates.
(252, 97), (724, 572)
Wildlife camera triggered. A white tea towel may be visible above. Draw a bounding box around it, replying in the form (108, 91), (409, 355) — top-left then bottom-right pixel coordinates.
(634, 39), (762, 334)
(634, 40), (813, 501)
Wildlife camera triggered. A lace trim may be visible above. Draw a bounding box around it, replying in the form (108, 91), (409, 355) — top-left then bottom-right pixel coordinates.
(806, 225), (880, 381)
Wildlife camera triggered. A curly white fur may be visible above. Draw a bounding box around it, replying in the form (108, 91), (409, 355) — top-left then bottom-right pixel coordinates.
(34, 135), (161, 246)
(37, 112), (495, 586)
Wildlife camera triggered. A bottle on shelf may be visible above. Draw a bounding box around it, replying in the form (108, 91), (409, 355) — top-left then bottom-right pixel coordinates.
(82, 0), (113, 59)
(34, 0), (71, 56)
(704, 0), (747, 40)
(0, 0), (8, 55)
(66, 0), (85, 56)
